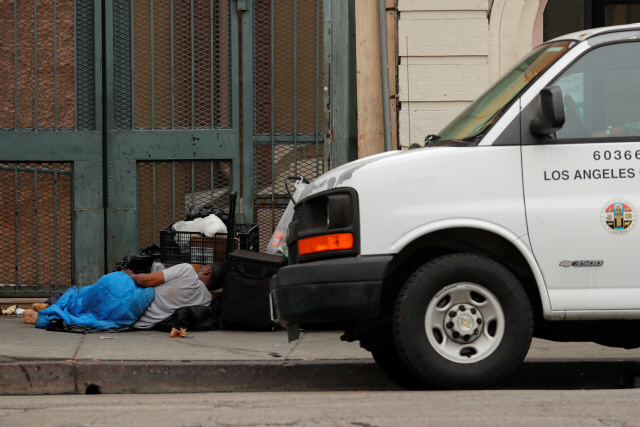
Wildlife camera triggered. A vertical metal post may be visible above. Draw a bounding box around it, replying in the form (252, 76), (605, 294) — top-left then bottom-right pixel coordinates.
(170, 0), (174, 128)
(323, 0), (331, 172)
(378, 0), (392, 151)
(329, 0), (357, 168)
(14, 163), (19, 288)
(151, 0), (155, 129)
(131, 0), (135, 129)
(270, 0), (275, 230)
(34, 0), (39, 130)
(210, 0), (214, 128)
(172, 161), (176, 221)
(191, 0), (195, 129)
(241, 0), (255, 222)
(210, 161), (214, 204)
(191, 160), (195, 205)
(54, 0), (58, 130)
(152, 162), (156, 244)
(34, 164), (39, 288)
(293, 0), (298, 175)
(54, 162), (58, 289)
(13, 0), (18, 130)
(73, 0), (78, 130)
(315, 0), (321, 176)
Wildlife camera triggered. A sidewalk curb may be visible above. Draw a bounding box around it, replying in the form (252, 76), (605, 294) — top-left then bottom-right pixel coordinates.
(0, 360), (400, 395)
(3, 359), (640, 395)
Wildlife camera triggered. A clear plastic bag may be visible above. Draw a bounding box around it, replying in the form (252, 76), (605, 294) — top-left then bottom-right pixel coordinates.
(266, 177), (308, 255)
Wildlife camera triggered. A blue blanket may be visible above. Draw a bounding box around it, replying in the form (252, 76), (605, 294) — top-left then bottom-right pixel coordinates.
(36, 272), (155, 330)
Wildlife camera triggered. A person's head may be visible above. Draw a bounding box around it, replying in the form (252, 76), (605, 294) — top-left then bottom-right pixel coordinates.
(197, 263), (225, 290)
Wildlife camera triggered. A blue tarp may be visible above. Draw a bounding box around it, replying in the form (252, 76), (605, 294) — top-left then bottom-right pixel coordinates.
(36, 272), (155, 330)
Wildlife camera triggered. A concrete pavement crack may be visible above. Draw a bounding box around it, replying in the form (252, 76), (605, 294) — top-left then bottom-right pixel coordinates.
(283, 330), (306, 362)
(72, 334), (85, 361)
(283, 330), (306, 392)
(72, 334), (86, 395)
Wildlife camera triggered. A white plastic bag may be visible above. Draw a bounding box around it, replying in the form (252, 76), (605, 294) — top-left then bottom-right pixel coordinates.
(266, 179), (308, 255)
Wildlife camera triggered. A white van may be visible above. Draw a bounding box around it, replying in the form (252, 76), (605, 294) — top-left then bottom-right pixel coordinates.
(270, 24), (640, 389)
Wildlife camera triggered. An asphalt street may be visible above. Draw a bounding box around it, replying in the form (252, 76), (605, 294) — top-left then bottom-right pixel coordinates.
(1, 389), (639, 427)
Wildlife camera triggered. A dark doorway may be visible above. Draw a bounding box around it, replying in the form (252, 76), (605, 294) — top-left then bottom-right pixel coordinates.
(544, 0), (640, 41)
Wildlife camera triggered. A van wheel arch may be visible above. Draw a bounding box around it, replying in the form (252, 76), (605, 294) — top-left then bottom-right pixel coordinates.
(364, 228), (543, 350)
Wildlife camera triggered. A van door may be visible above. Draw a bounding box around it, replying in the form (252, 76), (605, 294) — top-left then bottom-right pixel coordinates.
(521, 41), (640, 311)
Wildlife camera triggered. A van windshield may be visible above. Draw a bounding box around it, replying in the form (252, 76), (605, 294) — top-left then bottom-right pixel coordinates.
(432, 40), (573, 146)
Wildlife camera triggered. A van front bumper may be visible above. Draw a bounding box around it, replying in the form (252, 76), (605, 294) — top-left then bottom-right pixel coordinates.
(269, 255), (392, 327)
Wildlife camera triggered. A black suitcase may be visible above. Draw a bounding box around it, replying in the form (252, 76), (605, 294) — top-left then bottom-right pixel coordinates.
(219, 250), (287, 330)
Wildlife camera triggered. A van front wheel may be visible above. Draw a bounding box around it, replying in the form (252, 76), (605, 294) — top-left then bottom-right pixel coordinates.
(393, 253), (533, 389)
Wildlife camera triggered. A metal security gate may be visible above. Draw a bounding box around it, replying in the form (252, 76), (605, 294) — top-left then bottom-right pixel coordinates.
(0, 0), (103, 296)
(244, 0), (327, 250)
(0, 0), (328, 296)
(104, 0), (241, 265)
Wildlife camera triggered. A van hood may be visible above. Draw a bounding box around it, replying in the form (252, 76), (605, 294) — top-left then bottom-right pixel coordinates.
(298, 147), (451, 200)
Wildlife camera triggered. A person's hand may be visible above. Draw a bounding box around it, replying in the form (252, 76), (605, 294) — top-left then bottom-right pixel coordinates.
(123, 269), (134, 277)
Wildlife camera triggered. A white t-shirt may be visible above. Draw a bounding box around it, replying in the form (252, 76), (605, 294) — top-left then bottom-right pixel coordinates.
(134, 264), (212, 329)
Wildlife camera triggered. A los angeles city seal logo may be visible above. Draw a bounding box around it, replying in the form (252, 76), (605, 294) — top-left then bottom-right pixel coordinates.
(601, 199), (637, 235)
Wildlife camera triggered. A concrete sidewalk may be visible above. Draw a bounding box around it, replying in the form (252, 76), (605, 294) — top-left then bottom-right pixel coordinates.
(4, 315), (640, 394)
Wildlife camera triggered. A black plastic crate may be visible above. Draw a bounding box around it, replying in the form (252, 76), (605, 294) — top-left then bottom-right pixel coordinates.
(160, 223), (259, 266)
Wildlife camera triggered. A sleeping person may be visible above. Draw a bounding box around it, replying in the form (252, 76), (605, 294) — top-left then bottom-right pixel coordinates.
(23, 264), (224, 332)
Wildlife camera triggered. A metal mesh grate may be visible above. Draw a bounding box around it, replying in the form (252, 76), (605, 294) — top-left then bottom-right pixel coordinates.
(253, 0), (324, 247)
(0, 0), (96, 131)
(138, 160), (232, 248)
(254, 141), (323, 250)
(254, 0), (323, 136)
(113, 0), (232, 131)
(0, 162), (73, 291)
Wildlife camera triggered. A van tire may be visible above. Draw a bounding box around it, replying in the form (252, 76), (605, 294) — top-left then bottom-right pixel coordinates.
(371, 342), (425, 390)
(393, 253), (533, 389)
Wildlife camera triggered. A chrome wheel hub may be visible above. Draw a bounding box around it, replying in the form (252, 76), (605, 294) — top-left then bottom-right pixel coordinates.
(425, 283), (505, 364)
(444, 303), (484, 344)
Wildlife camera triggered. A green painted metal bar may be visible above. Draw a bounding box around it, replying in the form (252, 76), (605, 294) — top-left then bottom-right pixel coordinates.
(323, 0), (331, 172)
(0, 164), (72, 175)
(152, 161), (156, 244)
(54, 162), (58, 289)
(172, 162), (176, 221)
(230, 0), (241, 215)
(13, 0), (17, 130)
(170, 0), (174, 129)
(329, 0), (357, 168)
(270, 0), (275, 230)
(210, 0), (214, 129)
(241, 0), (254, 222)
(230, 0), (239, 131)
(94, 0), (103, 132)
(293, 0), (298, 176)
(14, 163), (19, 288)
(34, 164), (39, 289)
(104, 0), (114, 132)
(210, 161), (214, 204)
(151, 0), (155, 130)
(253, 135), (321, 142)
(73, 0), (77, 131)
(191, 0), (195, 130)
(130, 0), (135, 130)
(0, 132), (102, 160)
(34, 0), (39, 131)
(54, 0), (58, 130)
(315, 0), (321, 177)
(191, 160), (195, 205)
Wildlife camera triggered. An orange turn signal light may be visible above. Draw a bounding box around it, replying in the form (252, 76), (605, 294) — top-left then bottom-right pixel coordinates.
(298, 233), (354, 256)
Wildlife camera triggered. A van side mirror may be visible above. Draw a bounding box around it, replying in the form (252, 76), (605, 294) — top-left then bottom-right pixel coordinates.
(530, 86), (565, 137)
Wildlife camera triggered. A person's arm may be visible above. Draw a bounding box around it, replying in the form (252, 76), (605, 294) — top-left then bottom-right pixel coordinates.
(123, 270), (165, 288)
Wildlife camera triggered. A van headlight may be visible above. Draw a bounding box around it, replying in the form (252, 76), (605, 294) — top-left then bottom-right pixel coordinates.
(287, 188), (360, 262)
